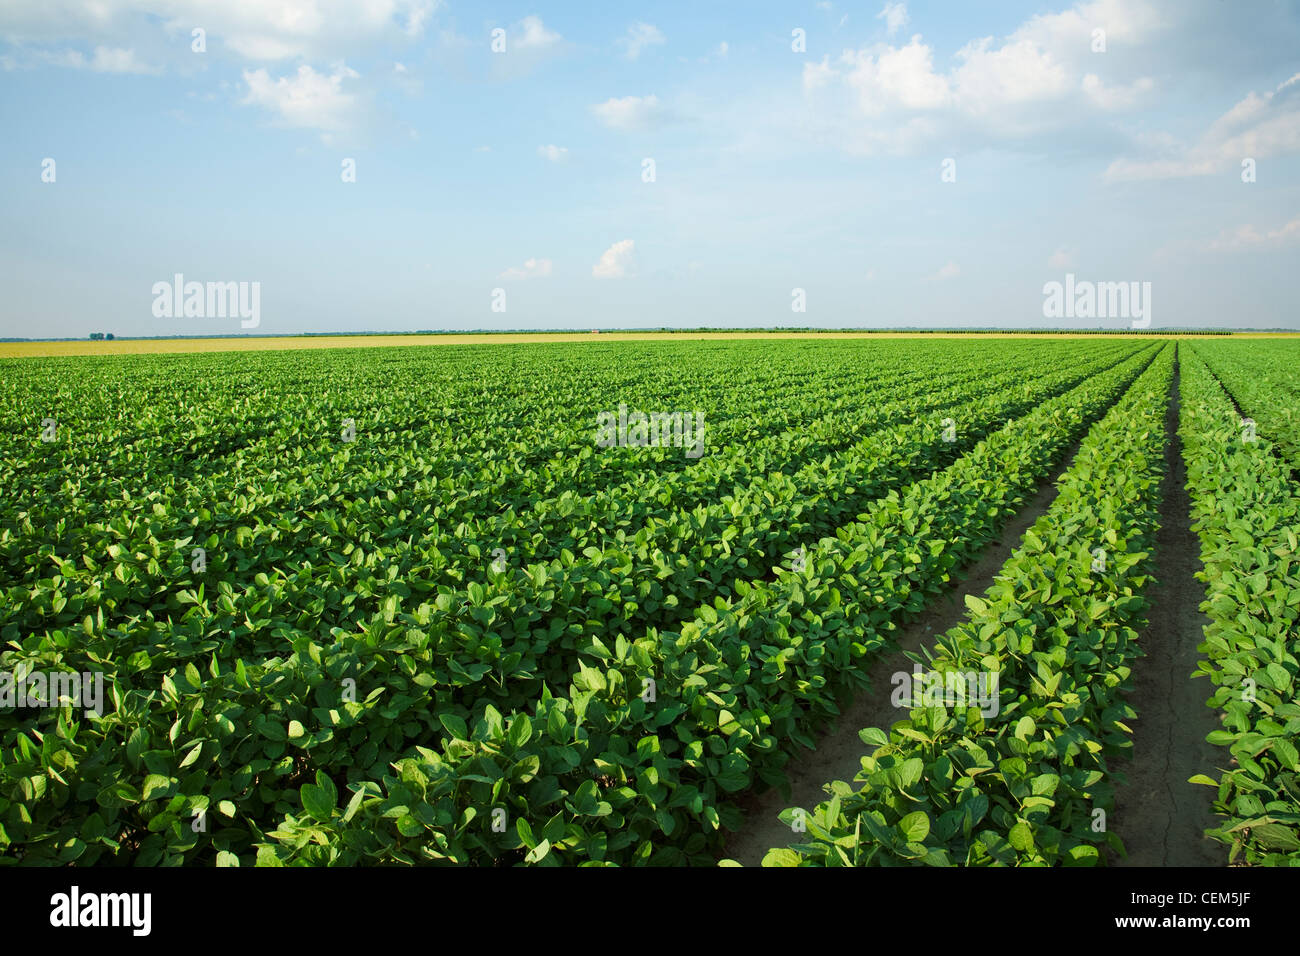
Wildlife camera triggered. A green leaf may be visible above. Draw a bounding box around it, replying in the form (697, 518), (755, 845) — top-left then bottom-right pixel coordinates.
(858, 727), (890, 748)
(898, 811), (931, 843)
(300, 784), (335, 822)
(1251, 824), (1300, 851)
(1271, 738), (1299, 771)
(1007, 821), (1035, 852)
(761, 848), (803, 867)
(506, 714), (533, 749)
(126, 727), (149, 767)
(439, 713), (469, 740)
(141, 774), (171, 802)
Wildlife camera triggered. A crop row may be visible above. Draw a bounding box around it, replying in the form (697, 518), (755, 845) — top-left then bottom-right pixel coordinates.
(1190, 340), (1300, 473)
(756, 343), (1174, 866)
(1177, 347), (1300, 864)
(1, 346), (1142, 747)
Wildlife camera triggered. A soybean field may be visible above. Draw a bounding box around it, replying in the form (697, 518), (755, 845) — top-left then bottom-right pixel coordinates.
(1, 336), (1297, 867)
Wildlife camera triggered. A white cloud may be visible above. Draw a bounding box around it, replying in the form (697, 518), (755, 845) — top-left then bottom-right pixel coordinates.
(514, 15), (560, 50)
(591, 94), (667, 131)
(952, 37), (1070, 112)
(0, 1), (441, 63)
(839, 37), (953, 114)
(697, 41), (728, 64)
(799, 0), (1178, 155)
(1202, 215), (1300, 252)
(929, 261), (960, 280)
(1106, 71), (1300, 181)
(537, 144), (568, 161)
(620, 22), (664, 60)
(241, 63), (361, 134)
(38, 44), (159, 73)
(877, 2), (908, 37)
(26, 44), (157, 73)
(593, 239), (635, 278)
(499, 258), (553, 280)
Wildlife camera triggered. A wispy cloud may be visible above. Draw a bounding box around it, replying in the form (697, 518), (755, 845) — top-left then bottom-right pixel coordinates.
(35, 45), (160, 74)
(499, 257), (553, 280)
(1203, 215), (1300, 252)
(591, 94), (669, 131)
(1105, 72), (1300, 181)
(537, 144), (568, 162)
(877, 2), (908, 37)
(619, 22), (664, 60)
(514, 15), (561, 50)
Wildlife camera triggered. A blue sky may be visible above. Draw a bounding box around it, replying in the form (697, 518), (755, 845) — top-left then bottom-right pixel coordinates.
(2, 0), (1299, 336)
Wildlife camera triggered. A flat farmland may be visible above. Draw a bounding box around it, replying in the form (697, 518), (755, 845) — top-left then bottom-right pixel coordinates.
(1, 336), (1297, 866)
(7, 330), (1298, 360)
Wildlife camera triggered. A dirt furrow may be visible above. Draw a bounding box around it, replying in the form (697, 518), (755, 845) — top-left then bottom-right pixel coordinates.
(1111, 346), (1224, 866)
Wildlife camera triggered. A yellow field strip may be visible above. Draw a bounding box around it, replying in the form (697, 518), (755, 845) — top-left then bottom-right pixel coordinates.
(2, 331), (1295, 358)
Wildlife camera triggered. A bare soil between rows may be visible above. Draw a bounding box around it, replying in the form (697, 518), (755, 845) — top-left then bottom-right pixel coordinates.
(1110, 349), (1224, 865)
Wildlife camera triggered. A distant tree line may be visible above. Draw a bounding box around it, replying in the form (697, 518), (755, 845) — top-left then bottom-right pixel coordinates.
(88, 333), (116, 340)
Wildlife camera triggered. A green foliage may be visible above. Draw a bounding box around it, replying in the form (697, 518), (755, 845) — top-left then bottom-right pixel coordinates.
(1178, 345), (1300, 865)
(9, 337), (1258, 869)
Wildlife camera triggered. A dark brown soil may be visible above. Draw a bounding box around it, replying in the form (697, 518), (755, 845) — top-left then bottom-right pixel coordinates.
(1110, 349), (1225, 866)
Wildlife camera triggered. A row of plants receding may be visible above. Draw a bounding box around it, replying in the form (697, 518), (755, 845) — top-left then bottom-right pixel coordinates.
(0, 342), (1147, 866)
(237, 345), (1161, 865)
(1177, 346), (1300, 864)
(1191, 339), (1300, 475)
(752, 344), (1174, 865)
(5, 340), (1048, 527)
(202, 345), (1129, 721)
(0, 345), (1141, 825)
(0, 342), (1079, 648)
